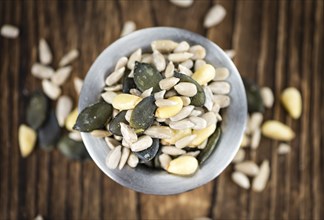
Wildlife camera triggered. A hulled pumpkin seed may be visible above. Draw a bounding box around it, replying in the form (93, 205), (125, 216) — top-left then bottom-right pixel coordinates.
(58, 135), (90, 160)
(243, 78), (264, 113)
(167, 155), (198, 176)
(18, 124), (37, 157)
(108, 110), (127, 135)
(134, 138), (160, 162)
(73, 101), (113, 132)
(26, 91), (49, 129)
(134, 62), (163, 93)
(130, 95), (157, 133)
(38, 110), (61, 151)
(197, 127), (221, 164)
(174, 72), (205, 107)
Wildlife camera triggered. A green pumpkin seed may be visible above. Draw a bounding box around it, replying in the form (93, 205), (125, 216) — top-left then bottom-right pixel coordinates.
(174, 72), (205, 107)
(26, 91), (49, 129)
(122, 77), (136, 93)
(108, 110), (127, 135)
(243, 78), (264, 113)
(38, 110), (61, 151)
(134, 138), (160, 162)
(58, 135), (90, 160)
(197, 127), (221, 164)
(134, 61), (163, 93)
(73, 101), (113, 132)
(130, 95), (157, 133)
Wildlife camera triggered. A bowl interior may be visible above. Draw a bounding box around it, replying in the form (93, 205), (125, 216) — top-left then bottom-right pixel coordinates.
(79, 27), (247, 195)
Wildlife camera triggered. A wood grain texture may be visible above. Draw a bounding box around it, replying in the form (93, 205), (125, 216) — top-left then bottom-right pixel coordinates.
(0, 0), (323, 220)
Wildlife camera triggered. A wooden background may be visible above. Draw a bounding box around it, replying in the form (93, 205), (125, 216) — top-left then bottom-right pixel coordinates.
(0, 0), (323, 219)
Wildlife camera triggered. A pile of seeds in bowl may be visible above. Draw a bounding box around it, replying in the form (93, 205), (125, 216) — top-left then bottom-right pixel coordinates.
(73, 39), (232, 176)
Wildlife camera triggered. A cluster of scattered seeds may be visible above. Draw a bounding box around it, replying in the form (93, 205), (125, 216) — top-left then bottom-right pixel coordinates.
(74, 39), (231, 176)
(17, 37), (88, 160)
(231, 78), (302, 191)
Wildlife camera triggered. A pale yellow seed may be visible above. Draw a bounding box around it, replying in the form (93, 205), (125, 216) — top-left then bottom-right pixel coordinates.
(112, 94), (142, 110)
(90, 130), (111, 138)
(162, 128), (192, 145)
(190, 124), (216, 146)
(155, 96), (183, 119)
(18, 124), (37, 157)
(166, 155), (198, 175)
(261, 120), (295, 141)
(281, 87), (302, 119)
(191, 64), (216, 85)
(65, 108), (78, 131)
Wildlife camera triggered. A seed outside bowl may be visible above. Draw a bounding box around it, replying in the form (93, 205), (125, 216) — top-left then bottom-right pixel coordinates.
(79, 27), (247, 195)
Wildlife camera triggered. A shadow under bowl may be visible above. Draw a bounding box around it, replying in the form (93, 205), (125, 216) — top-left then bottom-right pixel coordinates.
(79, 27), (247, 195)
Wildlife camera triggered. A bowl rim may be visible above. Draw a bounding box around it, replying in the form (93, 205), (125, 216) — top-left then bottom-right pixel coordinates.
(79, 27), (247, 195)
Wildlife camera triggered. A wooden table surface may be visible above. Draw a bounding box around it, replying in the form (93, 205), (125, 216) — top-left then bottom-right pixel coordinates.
(0, 0), (323, 219)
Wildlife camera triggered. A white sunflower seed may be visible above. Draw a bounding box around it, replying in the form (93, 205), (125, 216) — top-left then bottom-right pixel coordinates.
(235, 161), (260, 176)
(184, 150), (200, 157)
(73, 77), (83, 95)
(34, 214), (44, 220)
(127, 49), (142, 69)
(159, 77), (180, 90)
(31, 63), (55, 79)
(105, 137), (120, 150)
(105, 67), (125, 86)
(141, 87), (153, 98)
(260, 87), (274, 108)
(208, 81), (231, 94)
(194, 59), (206, 71)
(216, 113), (222, 121)
(164, 90), (177, 98)
(151, 40), (178, 52)
(120, 122), (137, 144)
(278, 143), (291, 154)
(104, 84), (123, 92)
(250, 129), (261, 149)
(212, 95), (230, 108)
(189, 116), (207, 130)
(106, 145), (122, 169)
(164, 61), (175, 78)
(120, 21), (136, 37)
(252, 160), (270, 192)
(174, 82), (197, 97)
(180, 59), (194, 69)
(174, 41), (190, 53)
(154, 90), (166, 100)
(68, 131), (82, 142)
(211, 103), (220, 114)
(144, 126), (174, 139)
(197, 139), (208, 149)
(159, 154), (172, 170)
(51, 66), (72, 86)
(225, 49), (236, 59)
(231, 171), (250, 189)
(201, 112), (217, 127)
(1, 24), (19, 38)
(56, 95), (73, 127)
(114, 135), (122, 141)
(141, 53), (153, 63)
(170, 0), (194, 7)
(204, 4), (226, 28)
(247, 112), (263, 134)
(189, 45), (206, 60)
(114, 57), (128, 71)
(213, 67), (230, 81)
(155, 99), (177, 107)
(175, 134), (197, 149)
(118, 147), (130, 170)
(42, 79), (61, 100)
(162, 146), (186, 156)
(169, 119), (195, 130)
(153, 50), (166, 72)
(125, 110), (133, 122)
(91, 130), (111, 138)
(59, 49), (79, 67)
(170, 105), (194, 121)
(128, 69), (134, 78)
(168, 52), (193, 63)
(39, 38), (52, 65)
(122, 138), (131, 148)
(129, 88), (141, 96)
(232, 149), (245, 163)
(178, 64), (193, 76)
(240, 134), (250, 148)
(127, 153), (139, 168)
(131, 135), (153, 152)
(101, 91), (117, 104)
(180, 96), (191, 106)
(203, 86), (214, 111)
(190, 107), (204, 117)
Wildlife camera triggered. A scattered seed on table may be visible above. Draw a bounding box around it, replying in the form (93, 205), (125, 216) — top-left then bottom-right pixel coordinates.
(261, 120), (295, 141)
(231, 171), (250, 189)
(225, 49), (236, 59)
(232, 149), (245, 163)
(73, 77), (83, 95)
(260, 87), (274, 108)
(51, 66), (72, 86)
(106, 145), (122, 169)
(18, 124), (37, 157)
(204, 4), (226, 28)
(1, 24), (19, 38)
(252, 160), (270, 192)
(56, 95), (73, 127)
(169, 0), (194, 8)
(31, 63), (55, 79)
(42, 79), (61, 100)
(120, 21), (136, 37)
(250, 129), (261, 149)
(247, 112), (263, 134)
(281, 87), (302, 119)
(39, 38), (52, 65)
(278, 143), (291, 154)
(235, 161), (260, 176)
(65, 108), (78, 131)
(59, 49), (79, 67)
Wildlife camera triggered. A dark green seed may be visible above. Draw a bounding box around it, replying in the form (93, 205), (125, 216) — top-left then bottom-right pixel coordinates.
(134, 61), (163, 93)
(197, 127), (221, 164)
(174, 72), (205, 107)
(130, 95), (157, 133)
(73, 101), (113, 132)
(58, 135), (90, 160)
(242, 78), (264, 113)
(26, 91), (49, 129)
(122, 77), (136, 93)
(38, 110), (61, 151)
(108, 110), (127, 135)
(134, 138), (160, 162)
